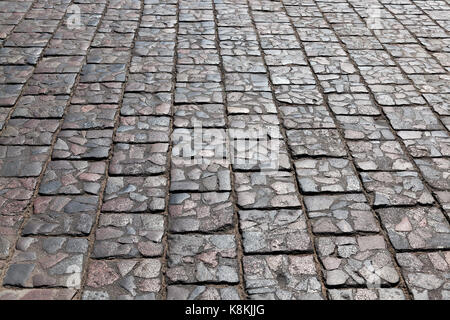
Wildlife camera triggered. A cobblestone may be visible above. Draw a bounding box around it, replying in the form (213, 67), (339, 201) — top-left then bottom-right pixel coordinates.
(0, 0), (448, 300)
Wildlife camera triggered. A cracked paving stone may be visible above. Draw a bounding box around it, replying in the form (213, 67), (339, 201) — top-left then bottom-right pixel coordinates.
(179, 21), (215, 35)
(175, 82), (223, 103)
(0, 65), (34, 84)
(423, 94), (450, 116)
(239, 209), (312, 254)
(304, 194), (379, 235)
(373, 29), (416, 44)
(295, 158), (361, 193)
(397, 252), (450, 300)
(167, 285), (240, 300)
(383, 106), (443, 130)
(82, 258), (162, 300)
(3, 237), (88, 288)
(121, 93), (172, 116)
(256, 23), (294, 35)
(0, 119), (59, 145)
(222, 56), (266, 73)
(328, 288), (405, 300)
(12, 95), (69, 119)
(348, 140), (414, 171)
(0, 288), (77, 300)
(291, 16), (328, 28)
(170, 158), (231, 192)
(126, 73), (172, 93)
(177, 49), (219, 65)
(179, 9), (214, 22)
(24, 73), (77, 95)
(360, 171), (434, 206)
(174, 104), (226, 128)
(370, 84), (426, 105)
(286, 129), (347, 157)
(168, 192), (234, 233)
(296, 28), (339, 43)
(316, 235), (400, 287)
(0, 47), (43, 65)
(414, 158), (450, 190)
(5, 32), (52, 47)
(280, 105), (336, 129)
(35, 56), (85, 74)
(318, 74), (368, 94)
(269, 66), (316, 85)
(328, 94), (380, 115)
(228, 114), (281, 139)
(133, 40), (175, 57)
(39, 161), (106, 196)
(62, 104), (117, 130)
(398, 131), (450, 158)
(88, 48), (131, 64)
(231, 138), (291, 171)
(176, 65), (221, 83)
(23, 195), (98, 236)
(340, 36), (383, 50)
(102, 176), (167, 213)
(0, 177), (37, 215)
(80, 64), (127, 83)
(243, 254), (323, 300)
(397, 57), (446, 74)
(177, 35), (216, 50)
(359, 66), (409, 85)
(130, 57), (173, 73)
(109, 143), (168, 176)
(114, 116), (171, 144)
(264, 49), (307, 66)
(45, 39), (90, 56)
(336, 116), (395, 140)
(234, 171), (301, 209)
(92, 32), (134, 48)
(97, 19), (139, 34)
(378, 207), (450, 250)
(167, 234), (238, 284)
(0, 146), (49, 177)
(348, 50), (395, 66)
(274, 85), (323, 105)
(93, 214), (164, 259)
(53, 130), (113, 160)
(225, 73), (270, 92)
(226, 91), (277, 114)
(259, 34), (301, 50)
(220, 40), (260, 56)
(304, 42), (347, 57)
(309, 57), (357, 74)
(72, 82), (123, 104)
(0, 84), (24, 106)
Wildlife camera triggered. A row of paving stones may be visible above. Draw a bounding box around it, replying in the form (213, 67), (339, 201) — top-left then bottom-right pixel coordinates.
(0, 0), (449, 300)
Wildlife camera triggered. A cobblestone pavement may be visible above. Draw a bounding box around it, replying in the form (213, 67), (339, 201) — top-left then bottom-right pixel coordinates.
(0, 0), (449, 300)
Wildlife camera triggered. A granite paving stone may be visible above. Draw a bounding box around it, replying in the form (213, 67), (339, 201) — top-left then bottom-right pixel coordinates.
(378, 207), (450, 250)
(396, 252), (450, 300)
(243, 255), (323, 300)
(39, 161), (106, 196)
(316, 236), (400, 287)
(303, 194), (379, 235)
(167, 285), (240, 300)
(109, 143), (168, 176)
(3, 237), (88, 288)
(360, 171), (435, 206)
(239, 209), (311, 254)
(168, 192), (234, 233)
(0, 0), (449, 300)
(82, 258), (162, 300)
(92, 214), (164, 259)
(295, 158), (361, 193)
(167, 234), (239, 284)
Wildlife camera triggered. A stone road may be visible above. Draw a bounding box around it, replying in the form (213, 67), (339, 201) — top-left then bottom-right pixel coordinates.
(0, 0), (449, 300)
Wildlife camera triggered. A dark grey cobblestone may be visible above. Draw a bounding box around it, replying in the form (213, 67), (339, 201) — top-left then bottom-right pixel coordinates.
(0, 0), (448, 300)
